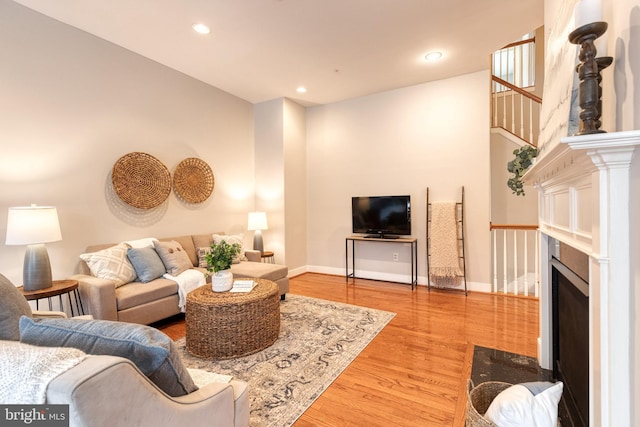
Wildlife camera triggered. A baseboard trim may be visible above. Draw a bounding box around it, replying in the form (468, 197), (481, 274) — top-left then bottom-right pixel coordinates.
(299, 266), (492, 293)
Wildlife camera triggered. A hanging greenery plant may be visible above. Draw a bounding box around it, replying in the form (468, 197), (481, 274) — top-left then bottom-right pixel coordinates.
(507, 145), (538, 196)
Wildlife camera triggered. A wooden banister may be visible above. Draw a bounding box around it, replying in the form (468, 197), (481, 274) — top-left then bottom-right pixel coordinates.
(490, 223), (538, 231)
(500, 37), (535, 50)
(491, 76), (542, 104)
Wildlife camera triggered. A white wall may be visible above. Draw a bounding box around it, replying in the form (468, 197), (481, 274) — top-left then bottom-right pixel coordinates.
(283, 99), (307, 273)
(253, 97), (308, 271)
(306, 71), (491, 288)
(0, 1), (255, 284)
(254, 99), (285, 262)
(603, 0), (640, 132)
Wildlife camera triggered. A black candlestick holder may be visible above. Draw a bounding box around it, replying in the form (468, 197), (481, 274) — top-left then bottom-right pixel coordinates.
(569, 21), (612, 135)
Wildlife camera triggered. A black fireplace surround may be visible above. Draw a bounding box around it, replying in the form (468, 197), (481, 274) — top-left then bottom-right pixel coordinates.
(551, 254), (589, 427)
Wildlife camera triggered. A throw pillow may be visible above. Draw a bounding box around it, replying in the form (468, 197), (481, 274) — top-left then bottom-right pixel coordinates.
(19, 316), (198, 397)
(127, 247), (166, 283)
(153, 240), (193, 275)
(484, 381), (563, 427)
(196, 247), (211, 268)
(0, 273), (32, 340)
(79, 243), (137, 287)
(212, 233), (245, 263)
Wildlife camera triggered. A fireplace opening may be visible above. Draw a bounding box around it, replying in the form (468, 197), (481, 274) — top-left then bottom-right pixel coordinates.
(551, 256), (589, 427)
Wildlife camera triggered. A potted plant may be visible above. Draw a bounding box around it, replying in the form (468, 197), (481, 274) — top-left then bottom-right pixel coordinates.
(205, 240), (242, 292)
(507, 145), (538, 196)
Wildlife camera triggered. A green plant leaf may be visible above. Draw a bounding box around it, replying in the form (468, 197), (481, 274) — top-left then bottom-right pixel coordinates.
(204, 240), (242, 274)
(506, 145), (537, 196)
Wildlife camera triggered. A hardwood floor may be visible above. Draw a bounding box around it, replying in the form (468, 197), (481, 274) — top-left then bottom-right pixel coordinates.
(157, 273), (539, 426)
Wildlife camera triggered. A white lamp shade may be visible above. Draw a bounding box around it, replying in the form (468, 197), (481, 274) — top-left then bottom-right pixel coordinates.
(247, 212), (268, 231)
(6, 206), (62, 245)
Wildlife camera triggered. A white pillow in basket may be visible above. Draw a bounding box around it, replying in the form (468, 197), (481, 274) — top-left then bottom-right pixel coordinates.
(212, 234), (245, 263)
(80, 243), (136, 287)
(484, 381), (563, 427)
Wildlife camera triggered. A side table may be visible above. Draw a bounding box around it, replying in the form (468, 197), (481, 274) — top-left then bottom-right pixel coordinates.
(19, 279), (85, 316)
(261, 251), (275, 263)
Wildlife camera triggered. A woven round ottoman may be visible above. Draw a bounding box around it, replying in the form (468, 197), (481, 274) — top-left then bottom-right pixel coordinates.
(185, 278), (280, 359)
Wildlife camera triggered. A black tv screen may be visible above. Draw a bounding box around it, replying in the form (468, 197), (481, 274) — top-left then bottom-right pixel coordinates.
(352, 195), (411, 237)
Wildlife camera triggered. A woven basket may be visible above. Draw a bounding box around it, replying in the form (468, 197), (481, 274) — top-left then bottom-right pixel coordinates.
(466, 380), (511, 426)
(173, 157), (214, 204)
(111, 152), (171, 209)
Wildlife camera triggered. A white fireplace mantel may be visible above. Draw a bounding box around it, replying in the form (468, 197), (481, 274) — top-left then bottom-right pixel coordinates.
(524, 130), (640, 426)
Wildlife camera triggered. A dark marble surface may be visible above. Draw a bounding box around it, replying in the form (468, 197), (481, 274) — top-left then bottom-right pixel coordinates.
(471, 345), (552, 386)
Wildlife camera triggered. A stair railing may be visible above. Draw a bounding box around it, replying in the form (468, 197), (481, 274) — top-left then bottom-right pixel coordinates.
(490, 223), (539, 297)
(491, 38), (541, 147)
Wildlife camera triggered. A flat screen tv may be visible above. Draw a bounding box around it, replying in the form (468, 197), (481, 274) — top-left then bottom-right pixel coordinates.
(352, 195), (411, 238)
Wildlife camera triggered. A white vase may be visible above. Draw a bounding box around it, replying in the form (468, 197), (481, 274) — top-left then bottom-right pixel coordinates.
(211, 269), (233, 292)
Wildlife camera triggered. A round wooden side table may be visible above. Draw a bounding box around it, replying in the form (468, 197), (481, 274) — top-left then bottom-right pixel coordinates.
(18, 279), (85, 316)
(261, 251), (275, 263)
(185, 278), (280, 359)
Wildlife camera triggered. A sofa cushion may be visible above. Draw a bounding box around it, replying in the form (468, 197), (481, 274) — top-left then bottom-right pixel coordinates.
(191, 233), (215, 253)
(160, 236), (198, 267)
(0, 273), (32, 340)
(19, 316), (197, 397)
(153, 240), (193, 276)
(124, 237), (158, 249)
(80, 243), (137, 287)
(230, 262), (287, 282)
(213, 234), (246, 263)
(127, 247), (166, 283)
(115, 279), (179, 311)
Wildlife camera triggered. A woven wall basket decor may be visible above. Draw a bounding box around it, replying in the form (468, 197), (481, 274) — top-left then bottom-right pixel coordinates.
(111, 152), (172, 209)
(173, 157), (214, 204)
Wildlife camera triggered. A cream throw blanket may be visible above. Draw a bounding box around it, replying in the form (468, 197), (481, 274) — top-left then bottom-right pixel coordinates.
(430, 202), (463, 283)
(164, 269), (206, 312)
(0, 341), (86, 403)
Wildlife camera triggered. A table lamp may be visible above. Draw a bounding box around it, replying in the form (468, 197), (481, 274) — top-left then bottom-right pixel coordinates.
(5, 205), (62, 291)
(247, 212), (268, 254)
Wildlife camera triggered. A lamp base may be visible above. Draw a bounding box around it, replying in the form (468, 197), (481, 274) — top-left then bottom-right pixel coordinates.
(253, 230), (264, 255)
(23, 243), (53, 291)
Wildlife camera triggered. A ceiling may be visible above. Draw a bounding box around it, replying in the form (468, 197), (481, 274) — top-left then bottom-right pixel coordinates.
(12, 0), (543, 106)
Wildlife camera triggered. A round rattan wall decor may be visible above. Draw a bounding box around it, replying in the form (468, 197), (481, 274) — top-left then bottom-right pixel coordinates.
(111, 152), (171, 209)
(173, 157), (214, 204)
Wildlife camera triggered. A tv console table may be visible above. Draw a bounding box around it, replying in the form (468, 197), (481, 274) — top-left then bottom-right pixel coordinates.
(345, 236), (418, 289)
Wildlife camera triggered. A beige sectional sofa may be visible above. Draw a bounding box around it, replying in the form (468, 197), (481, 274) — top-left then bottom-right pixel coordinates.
(71, 233), (289, 325)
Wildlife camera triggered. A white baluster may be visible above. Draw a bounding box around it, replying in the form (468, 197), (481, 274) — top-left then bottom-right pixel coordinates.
(513, 230), (518, 295)
(503, 230), (508, 294)
(524, 231), (529, 296)
(492, 229), (498, 292)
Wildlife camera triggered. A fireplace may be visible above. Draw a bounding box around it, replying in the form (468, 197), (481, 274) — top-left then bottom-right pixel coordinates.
(551, 242), (589, 427)
(524, 130), (640, 426)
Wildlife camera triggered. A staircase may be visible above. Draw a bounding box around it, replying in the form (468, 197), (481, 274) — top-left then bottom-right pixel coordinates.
(491, 37), (541, 148)
(490, 34), (541, 296)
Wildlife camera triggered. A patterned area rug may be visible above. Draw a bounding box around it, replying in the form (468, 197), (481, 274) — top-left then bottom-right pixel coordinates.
(177, 294), (395, 427)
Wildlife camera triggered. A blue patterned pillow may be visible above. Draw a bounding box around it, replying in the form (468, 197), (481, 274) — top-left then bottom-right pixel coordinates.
(127, 246), (166, 283)
(19, 317), (197, 397)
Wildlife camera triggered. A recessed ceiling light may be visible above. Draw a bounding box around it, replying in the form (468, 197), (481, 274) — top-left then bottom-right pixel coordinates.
(296, 86), (307, 94)
(424, 51), (443, 61)
(192, 23), (210, 34)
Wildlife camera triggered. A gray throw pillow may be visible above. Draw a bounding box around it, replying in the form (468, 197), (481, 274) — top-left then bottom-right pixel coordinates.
(19, 317), (197, 397)
(153, 240), (193, 276)
(0, 273), (32, 340)
(127, 247), (166, 283)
